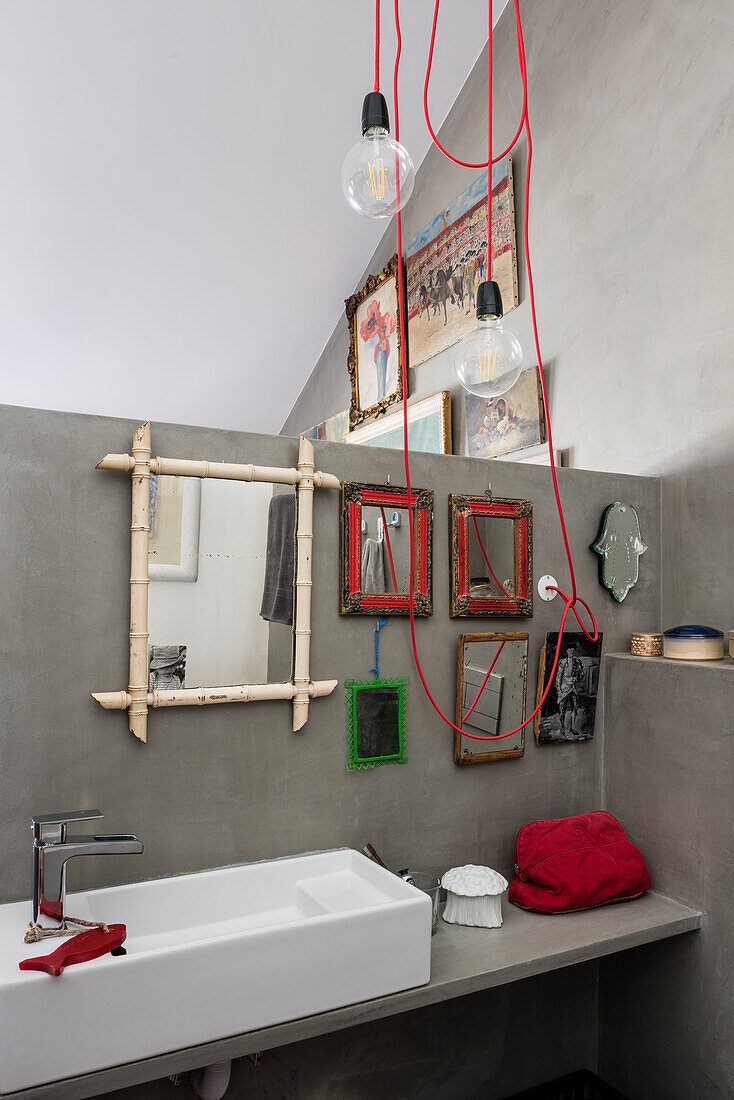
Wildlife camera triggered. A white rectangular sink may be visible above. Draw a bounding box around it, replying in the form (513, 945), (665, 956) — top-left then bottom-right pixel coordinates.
(0, 849), (431, 1094)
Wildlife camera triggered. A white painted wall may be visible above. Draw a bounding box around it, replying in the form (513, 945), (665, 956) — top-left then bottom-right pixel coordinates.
(148, 478), (272, 687)
(0, 1), (505, 434)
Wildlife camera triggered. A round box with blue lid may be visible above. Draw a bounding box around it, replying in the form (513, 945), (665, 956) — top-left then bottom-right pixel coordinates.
(663, 624), (724, 661)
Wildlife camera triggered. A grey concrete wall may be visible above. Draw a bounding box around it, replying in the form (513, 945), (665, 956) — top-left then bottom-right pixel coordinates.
(599, 655), (734, 1100)
(282, 0), (734, 631)
(0, 403), (662, 1097)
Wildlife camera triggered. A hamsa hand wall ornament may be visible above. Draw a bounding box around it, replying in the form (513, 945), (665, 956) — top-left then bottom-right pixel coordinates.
(590, 502), (647, 602)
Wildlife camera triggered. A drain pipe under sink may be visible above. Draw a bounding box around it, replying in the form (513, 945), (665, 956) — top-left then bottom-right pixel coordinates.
(189, 1060), (232, 1099)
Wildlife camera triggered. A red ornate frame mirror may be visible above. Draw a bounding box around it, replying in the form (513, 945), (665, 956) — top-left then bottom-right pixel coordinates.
(449, 494), (532, 617)
(340, 481), (433, 615)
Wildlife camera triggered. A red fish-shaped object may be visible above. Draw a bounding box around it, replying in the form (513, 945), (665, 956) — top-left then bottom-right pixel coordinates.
(19, 924), (126, 977)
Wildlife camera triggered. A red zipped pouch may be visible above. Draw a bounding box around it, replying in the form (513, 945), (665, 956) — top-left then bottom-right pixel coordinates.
(507, 811), (651, 914)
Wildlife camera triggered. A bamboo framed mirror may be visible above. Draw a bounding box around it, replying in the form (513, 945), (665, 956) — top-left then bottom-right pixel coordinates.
(92, 423), (340, 742)
(449, 494), (532, 617)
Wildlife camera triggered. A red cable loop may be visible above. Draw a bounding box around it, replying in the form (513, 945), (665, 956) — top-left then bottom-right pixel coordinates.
(423, 0), (527, 169)
(550, 588), (598, 643)
(391, 0), (598, 742)
(487, 0), (493, 276)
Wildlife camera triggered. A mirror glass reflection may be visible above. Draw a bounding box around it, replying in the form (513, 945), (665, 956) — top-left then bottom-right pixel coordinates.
(148, 475), (295, 690)
(360, 504), (416, 594)
(467, 516), (516, 597)
(458, 636), (527, 758)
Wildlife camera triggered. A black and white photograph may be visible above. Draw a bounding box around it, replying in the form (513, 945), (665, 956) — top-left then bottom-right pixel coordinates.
(148, 644), (187, 692)
(535, 632), (603, 744)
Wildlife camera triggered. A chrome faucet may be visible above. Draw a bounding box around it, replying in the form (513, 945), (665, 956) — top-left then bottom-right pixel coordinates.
(32, 809), (143, 927)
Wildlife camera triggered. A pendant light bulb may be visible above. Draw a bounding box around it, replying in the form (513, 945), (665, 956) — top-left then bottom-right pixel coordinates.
(454, 281), (523, 398)
(341, 92), (415, 219)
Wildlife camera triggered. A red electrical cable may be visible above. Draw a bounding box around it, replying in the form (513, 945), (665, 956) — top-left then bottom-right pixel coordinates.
(514, 2), (580, 604)
(391, 0), (598, 742)
(423, 0), (527, 169)
(487, 0), (493, 278)
(374, 0), (381, 92)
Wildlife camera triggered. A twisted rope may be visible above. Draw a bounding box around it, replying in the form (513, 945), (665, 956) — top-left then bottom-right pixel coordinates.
(24, 916), (110, 944)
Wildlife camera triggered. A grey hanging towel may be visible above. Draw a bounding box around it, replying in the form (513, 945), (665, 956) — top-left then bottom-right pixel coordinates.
(361, 537), (385, 594)
(259, 492), (296, 625)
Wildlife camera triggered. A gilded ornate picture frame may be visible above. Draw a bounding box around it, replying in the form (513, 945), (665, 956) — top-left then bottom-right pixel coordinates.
(449, 494), (533, 617)
(346, 391), (452, 455)
(340, 481), (433, 616)
(345, 253), (406, 428)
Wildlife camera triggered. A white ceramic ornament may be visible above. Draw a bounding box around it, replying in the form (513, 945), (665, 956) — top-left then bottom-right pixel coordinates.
(441, 864), (509, 928)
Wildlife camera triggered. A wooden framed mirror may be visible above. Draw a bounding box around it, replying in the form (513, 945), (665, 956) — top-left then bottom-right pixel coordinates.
(92, 423), (340, 742)
(455, 632), (528, 764)
(449, 494), (532, 617)
(339, 481), (433, 615)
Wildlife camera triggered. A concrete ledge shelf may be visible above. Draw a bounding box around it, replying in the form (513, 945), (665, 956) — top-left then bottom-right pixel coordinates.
(607, 652), (734, 672)
(9, 891), (701, 1100)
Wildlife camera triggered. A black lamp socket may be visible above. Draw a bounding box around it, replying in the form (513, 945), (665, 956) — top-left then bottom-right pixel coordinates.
(361, 92), (390, 135)
(476, 280), (504, 319)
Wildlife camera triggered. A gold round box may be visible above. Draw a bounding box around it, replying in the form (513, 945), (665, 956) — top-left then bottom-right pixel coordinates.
(630, 632), (663, 657)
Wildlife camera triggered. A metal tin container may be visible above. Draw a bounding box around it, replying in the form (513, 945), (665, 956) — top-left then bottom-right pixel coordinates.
(630, 632), (663, 657)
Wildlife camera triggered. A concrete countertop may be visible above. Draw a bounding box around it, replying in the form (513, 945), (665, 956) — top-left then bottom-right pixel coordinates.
(7, 891), (701, 1100)
(607, 652), (734, 672)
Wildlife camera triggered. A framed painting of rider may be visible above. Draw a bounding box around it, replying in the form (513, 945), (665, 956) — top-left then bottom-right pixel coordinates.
(405, 155), (519, 369)
(345, 253), (407, 428)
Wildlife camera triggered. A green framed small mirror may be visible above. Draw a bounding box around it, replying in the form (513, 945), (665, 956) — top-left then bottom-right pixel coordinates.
(345, 676), (408, 771)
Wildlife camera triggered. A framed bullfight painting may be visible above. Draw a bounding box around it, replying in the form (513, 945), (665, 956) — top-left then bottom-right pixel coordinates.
(405, 155), (518, 369)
